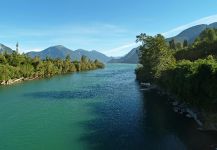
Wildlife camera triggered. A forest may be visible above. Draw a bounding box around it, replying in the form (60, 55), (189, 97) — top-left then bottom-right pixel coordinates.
(0, 52), (104, 84)
(135, 28), (217, 111)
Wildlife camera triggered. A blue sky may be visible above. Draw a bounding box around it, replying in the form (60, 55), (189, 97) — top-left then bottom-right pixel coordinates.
(0, 0), (217, 56)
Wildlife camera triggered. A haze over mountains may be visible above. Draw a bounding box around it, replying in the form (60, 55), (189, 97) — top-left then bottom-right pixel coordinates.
(1, 22), (217, 64)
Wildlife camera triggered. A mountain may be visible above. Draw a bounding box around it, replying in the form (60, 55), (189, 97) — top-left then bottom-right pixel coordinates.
(208, 22), (217, 28)
(108, 47), (139, 64)
(72, 49), (111, 63)
(27, 45), (72, 59)
(3, 22), (217, 64)
(27, 45), (111, 63)
(0, 44), (13, 54)
(167, 22), (217, 44)
(109, 22), (217, 64)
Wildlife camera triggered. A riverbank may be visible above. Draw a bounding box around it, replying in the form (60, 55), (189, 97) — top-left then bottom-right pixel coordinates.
(0, 67), (104, 86)
(135, 31), (217, 133)
(158, 87), (217, 132)
(0, 53), (105, 86)
(139, 82), (217, 132)
(0, 77), (38, 85)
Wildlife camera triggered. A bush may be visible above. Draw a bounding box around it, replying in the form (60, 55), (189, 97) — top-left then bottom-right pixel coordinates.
(0, 53), (104, 82)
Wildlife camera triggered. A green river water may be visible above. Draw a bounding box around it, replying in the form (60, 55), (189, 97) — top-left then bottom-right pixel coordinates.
(0, 64), (217, 150)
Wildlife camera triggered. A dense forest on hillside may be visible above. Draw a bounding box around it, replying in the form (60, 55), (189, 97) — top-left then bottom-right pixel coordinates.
(135, 28), (217, 112)
(0, 52), (104, 84)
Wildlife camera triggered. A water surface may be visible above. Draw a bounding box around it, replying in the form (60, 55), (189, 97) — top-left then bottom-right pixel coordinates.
(0, 64), (217, 150)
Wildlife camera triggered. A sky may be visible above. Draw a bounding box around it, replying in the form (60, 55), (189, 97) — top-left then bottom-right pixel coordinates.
(0, 0), (217, 57)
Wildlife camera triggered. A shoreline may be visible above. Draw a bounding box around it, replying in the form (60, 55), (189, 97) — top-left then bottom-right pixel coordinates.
(0, 77), (39, 85)
(0, 68), (104, 86)
(140, 82), (217, 132)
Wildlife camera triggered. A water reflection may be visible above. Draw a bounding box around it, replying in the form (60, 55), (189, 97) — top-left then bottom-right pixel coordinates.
(77, 86), (217, 150)
(142, 90), (217, 150)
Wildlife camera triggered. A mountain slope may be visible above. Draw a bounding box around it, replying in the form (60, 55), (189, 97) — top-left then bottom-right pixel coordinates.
(27, 45), (72, 59)
(108, 47), (139, 64)
(0, 44), (13, 54)
(72, 49), (111, 62)
(109, 22), (217, 64)
(27, 46), (111, 63)
(167, 22), (217, 44)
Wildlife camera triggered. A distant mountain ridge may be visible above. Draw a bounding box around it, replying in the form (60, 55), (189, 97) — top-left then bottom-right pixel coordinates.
(1, 22), (217, 64)
(71, 49), (111, 62)
(0, 44), (13, 54)
(167, 22), (217, 44)
(109, 22), (217, 64)
(108, 47), (139, 64)
(27, 45), (72, 59)
(27, 45), (112, 63)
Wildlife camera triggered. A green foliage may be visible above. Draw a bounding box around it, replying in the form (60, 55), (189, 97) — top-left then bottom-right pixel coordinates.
(0, 53), (104, 83)
(136, 33), (175, 82)
(159, 56), (217, 111)
(175, 42), (182, 49)
(195, 28), (217, 44)
(0, 64), (10, 81)
(169, 39), (176, 49)
(135, 65), (146, 82)
(183, 40), (188, 48)
(169, 39), (183, 50)
(175, 28), (217, 61)
(94, 59), (105, 69)
(0, 54), (7, 64)
(136, 29), (217, 111)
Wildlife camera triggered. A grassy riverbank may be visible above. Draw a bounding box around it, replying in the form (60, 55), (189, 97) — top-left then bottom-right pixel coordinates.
(0, 52), (104, 85)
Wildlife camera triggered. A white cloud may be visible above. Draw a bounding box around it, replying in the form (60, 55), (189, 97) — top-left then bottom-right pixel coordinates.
(162, 14), (217, 37)
(0, 23), (127, 38)
(21, 48), (42, 53)
(28, 48), (41, 52)
(0, 22), (133, 56)
(105, 14), (217, 57)
(107, 14), (217, 57)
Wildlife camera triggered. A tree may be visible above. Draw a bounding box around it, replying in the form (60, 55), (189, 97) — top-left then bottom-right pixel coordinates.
(136, 33), (175, 81)
(195, 28), (217, 44)
(20, 64), (34, 78)
(0, 52), (104, 82)
(16, 42), (19, 53)
(65, 55), (71, 62)
(81, 55), (88, 63)
(169, 39), (176, 49)
(175, 42), (182, 49)
(94, 59), (105, 68)
(32, 56), (41, 68)
(0, 54), (7, 64)
(0, 65), (10, 81)
(136, 33), (147, 45)
(183, 40), (188, 48)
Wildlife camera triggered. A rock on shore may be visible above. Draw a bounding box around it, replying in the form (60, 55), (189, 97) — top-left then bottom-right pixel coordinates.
(0, 77), (38, 85)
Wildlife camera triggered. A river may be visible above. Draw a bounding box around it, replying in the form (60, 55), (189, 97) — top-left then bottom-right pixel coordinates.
(0, 64), (217, 150)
